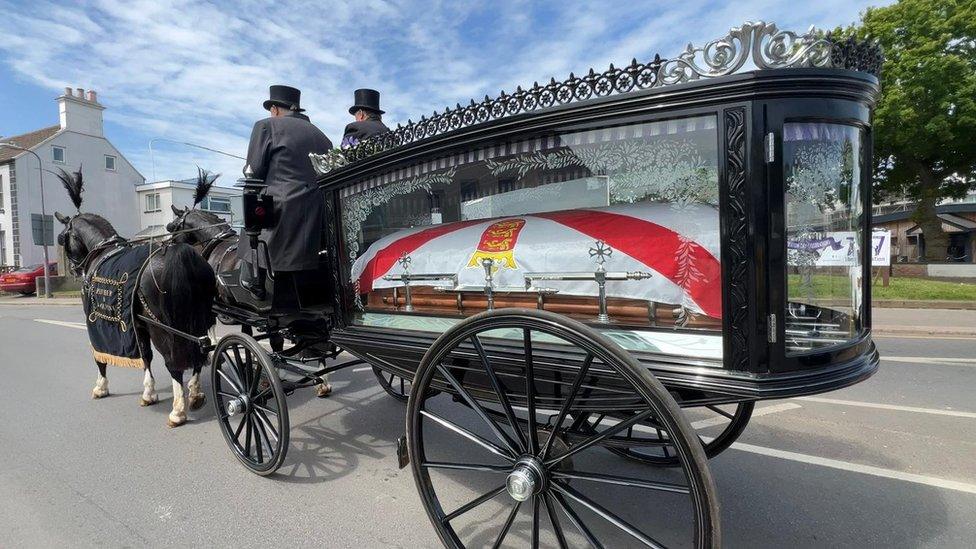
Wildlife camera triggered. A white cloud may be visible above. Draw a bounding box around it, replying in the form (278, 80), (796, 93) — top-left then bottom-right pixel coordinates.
(0, 0), (889, 183)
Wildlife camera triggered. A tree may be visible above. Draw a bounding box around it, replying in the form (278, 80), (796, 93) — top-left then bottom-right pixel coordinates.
(841, 0), (976, 260)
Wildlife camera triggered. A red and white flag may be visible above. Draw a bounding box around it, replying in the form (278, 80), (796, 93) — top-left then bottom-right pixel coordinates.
(351, 202), (722, 317)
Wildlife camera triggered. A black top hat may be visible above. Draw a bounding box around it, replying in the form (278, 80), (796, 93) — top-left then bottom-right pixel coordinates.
(349, 88), (384, 115)
(263, 85), (305, 112)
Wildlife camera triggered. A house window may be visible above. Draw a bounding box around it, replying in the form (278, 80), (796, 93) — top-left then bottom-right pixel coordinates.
(104, 155), (117, 171)
(201, 196), (231, 213)
(52, 146), (65, 164)
(0, 174), (5, 214)
(145, 193), (161, 212)
(0, 230), (6, 265)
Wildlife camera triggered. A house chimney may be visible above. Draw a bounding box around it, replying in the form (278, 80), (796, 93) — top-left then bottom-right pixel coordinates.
(59, 86), (105, 135)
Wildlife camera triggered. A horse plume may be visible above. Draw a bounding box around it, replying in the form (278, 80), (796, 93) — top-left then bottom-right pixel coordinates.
(193, 167), (220, 207)
(56, 166), (84, 211)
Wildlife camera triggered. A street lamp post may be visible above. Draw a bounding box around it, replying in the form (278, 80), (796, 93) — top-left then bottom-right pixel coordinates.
(0, 142), (52, 298)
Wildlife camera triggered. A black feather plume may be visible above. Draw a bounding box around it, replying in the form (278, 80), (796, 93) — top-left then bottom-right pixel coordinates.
(56, 166), (84, 211)
(193, 166), (219, 206)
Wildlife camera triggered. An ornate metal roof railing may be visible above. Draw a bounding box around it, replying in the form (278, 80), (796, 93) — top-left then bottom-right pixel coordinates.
(311, 21), (881, 175)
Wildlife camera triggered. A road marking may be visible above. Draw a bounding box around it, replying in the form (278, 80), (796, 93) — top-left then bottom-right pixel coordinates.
(882, 356), (976, 368)
(33, 318), (86, 330)
(727, 440), (976, 496)
(796, 396), (976, 419)
(690, 402), (801, 429)
(352, 366), (372, 372)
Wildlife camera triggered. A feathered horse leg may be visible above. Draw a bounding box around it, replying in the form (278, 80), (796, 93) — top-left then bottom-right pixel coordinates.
(92, 361), (110, 399)
(187, 366), (206, 410)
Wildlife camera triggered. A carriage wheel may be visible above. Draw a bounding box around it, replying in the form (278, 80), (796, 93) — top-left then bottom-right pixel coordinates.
(584, 402), (754, 467)
(372, 366), (411, 402)
(211, 333), (290, 476)
(407, 309), (719, 548)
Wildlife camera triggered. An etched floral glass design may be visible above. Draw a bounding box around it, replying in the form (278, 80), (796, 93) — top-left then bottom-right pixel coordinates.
(784, 122), (864, 354)
(340, 115), (722, 357)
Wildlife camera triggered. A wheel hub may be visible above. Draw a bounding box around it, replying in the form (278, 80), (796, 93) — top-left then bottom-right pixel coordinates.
(506, 457), (546, 502)
(226, 395), (248, 417)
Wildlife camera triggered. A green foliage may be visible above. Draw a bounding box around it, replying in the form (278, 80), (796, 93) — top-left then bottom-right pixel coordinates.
(788, 274), (976, 301)
(845, 0), (976, 200)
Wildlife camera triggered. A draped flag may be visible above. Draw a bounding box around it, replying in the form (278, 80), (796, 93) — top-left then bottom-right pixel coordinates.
(351, 202), (722, 318)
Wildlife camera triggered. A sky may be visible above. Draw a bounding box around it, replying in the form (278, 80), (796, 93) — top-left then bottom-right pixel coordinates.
(0, 0), (891, 185)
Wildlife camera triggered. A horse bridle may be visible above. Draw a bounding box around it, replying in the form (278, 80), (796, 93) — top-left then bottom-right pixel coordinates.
(172, 210), (236, 259)
(60, 216), (127, 277)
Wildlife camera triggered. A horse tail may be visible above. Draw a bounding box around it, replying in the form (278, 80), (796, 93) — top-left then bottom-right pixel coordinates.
(159, 243), (216, 367)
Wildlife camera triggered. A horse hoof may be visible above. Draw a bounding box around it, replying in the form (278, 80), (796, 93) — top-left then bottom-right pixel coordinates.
(316, 383), (333, 398)
(92, 389), (110, 399)
(167, 416), (187, 428)
(140, 396), (158, 407)
(188, 395), (206, 410)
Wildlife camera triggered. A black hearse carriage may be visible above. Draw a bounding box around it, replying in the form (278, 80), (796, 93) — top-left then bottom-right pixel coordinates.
(205, 21), (882, 548)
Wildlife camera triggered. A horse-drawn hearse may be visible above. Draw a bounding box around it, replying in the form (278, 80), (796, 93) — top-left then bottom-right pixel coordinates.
(59, 21), (882, 548)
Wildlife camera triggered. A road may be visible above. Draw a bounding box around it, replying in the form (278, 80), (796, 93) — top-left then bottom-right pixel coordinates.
(1, 303), (974, 548)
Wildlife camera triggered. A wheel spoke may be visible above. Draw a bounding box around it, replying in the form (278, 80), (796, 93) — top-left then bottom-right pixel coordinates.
(541, 353), (593, 459)
(422, 462), (510, 473)
(706, 404), (734, 420)
(253, 403), (279, 417)
(216, 390), (239, 399)
(531, 496), (541, 549)
(491, 501), (522, 549)
(471, 335), (528, 454)
(252, 416), (264, 462)
(420, 410), (515, 462)
(545, 409), (655, 468)
(551, 491), (604, 549)
(436, 364), (521, 456)
(544, 493), (570, 549)
(550, 470), (689, 494)
(232, 414), (247, 440)
(243, 411), (253, 458)
(524, 329), (538, 454)
(656, 427), (671, 458)
(399, 376), (405, 395)
(217, 362), (244, 395)
(247, 353), (261, 396)
(253, 408), (280, 444)
(442, 485), (506, 523)
(552, 482), (665, 549)
(231, 346), (248, 391)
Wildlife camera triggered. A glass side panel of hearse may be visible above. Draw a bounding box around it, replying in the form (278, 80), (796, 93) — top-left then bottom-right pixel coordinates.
(783, 122), (866, 355)
(340, 114), (724, 361)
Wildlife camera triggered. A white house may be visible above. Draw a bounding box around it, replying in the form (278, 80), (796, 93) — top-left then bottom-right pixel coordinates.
(136, 179), (243, 237)
(0, 87), (143, 268)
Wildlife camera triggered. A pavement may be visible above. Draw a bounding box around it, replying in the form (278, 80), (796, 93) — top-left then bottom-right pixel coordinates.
(1, 303), (975, 547)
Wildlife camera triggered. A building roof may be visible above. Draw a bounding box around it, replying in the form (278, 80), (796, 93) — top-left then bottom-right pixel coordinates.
(0, 125), (61, 163)
(137, 178), (242, 195)
(906, 213), (976, 234)
(874, 202), (976, 224)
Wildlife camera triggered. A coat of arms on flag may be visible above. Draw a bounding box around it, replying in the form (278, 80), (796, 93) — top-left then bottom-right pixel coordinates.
(466, 218), (526, 270)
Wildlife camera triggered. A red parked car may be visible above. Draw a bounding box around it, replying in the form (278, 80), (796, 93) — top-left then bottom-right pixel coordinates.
(0, 263), (57, 295)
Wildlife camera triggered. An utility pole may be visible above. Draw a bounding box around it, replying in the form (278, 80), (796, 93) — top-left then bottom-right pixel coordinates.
(0, 142), (52, 298)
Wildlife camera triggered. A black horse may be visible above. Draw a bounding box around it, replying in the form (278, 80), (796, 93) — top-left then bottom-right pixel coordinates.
(55, 171), (217, 427)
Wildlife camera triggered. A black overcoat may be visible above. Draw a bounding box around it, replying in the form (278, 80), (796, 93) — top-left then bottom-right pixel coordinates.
(239, 111), (333, 271)
(340, 119), (390, 148)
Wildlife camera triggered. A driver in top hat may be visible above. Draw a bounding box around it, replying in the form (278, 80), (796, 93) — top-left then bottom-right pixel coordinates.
(239, 85), (333, 294)
(340, 88), (390, 148)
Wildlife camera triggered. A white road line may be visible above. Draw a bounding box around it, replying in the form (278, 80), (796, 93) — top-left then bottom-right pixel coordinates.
(352, 366), (372, 372)
(796, 396), (976, 419)
(727, 440), (976, 496)
(874, 334), (976, 341)
(33, 318), (86, 330)
(883, 356), (976, 368)
(691, 402), (801, 429)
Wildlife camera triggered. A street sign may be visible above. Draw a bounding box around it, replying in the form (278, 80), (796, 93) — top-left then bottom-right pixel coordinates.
(31, 213), (54, 246)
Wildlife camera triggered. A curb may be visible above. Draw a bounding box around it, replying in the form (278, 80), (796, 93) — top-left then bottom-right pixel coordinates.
(874, 300), (976, 310)
(873, 325), (976, 337)
(0, 298), (82, 306)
